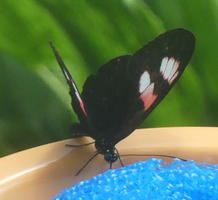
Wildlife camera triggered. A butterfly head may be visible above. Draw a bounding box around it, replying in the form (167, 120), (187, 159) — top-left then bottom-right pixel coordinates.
(104, 149), (118, 163)
(95, 139), (118, 163)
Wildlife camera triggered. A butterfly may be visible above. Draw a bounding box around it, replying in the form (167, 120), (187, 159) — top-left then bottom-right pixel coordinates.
(50, 28), (195, 173)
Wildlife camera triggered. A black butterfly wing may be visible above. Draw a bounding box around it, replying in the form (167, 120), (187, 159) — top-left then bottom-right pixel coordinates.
(81, 55), (132, 138)
(50, 42), (89, 133)
(115, 28), (195, 142)
(81, 28), (195, 144)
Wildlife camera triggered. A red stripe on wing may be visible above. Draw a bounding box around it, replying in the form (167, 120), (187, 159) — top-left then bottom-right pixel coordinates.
(139, 83), (158, 110)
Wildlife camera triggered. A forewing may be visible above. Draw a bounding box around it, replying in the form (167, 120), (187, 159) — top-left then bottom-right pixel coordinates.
(82, 29), (195, 144)
(114, 28), (195, 143)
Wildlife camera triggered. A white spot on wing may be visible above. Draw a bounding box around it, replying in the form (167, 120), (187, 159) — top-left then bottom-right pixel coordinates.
(139, 71), (150, 93)
(160, 57), (180, 84)
(160, 57), (168, 75)
(142, 82), (154, 96)
(169, 59), (179, 79)
(164, 58), (175, 79)
(169, 71), (179, 84)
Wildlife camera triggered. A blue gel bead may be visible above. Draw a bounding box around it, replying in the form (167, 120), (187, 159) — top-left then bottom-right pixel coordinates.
(52, 159), (218, 200)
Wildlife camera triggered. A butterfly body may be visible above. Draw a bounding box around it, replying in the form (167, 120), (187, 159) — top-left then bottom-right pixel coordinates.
(50, 28), (195, 166)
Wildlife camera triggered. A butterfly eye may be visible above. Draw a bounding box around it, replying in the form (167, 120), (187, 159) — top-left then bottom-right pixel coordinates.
(160, 57), (180, 84)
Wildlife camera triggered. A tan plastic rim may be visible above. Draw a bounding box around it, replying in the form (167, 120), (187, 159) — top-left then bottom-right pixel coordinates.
(0, 127), (218, 200)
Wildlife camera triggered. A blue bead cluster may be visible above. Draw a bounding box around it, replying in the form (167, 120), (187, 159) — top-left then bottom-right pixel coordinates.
(52, 159), (218, 200)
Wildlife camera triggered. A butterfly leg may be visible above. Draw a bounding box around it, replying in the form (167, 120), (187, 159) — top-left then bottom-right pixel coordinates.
(115, 148), (124, 167)
(108, 148), (124, 170)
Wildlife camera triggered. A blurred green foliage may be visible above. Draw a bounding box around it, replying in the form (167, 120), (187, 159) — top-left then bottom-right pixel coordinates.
(0, 0), (218, 157)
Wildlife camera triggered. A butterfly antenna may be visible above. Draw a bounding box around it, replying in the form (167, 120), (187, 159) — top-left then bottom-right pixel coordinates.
(121, 154), (186, 161)
(66, 141), (95, 148)
(76, 152), (99, 176)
